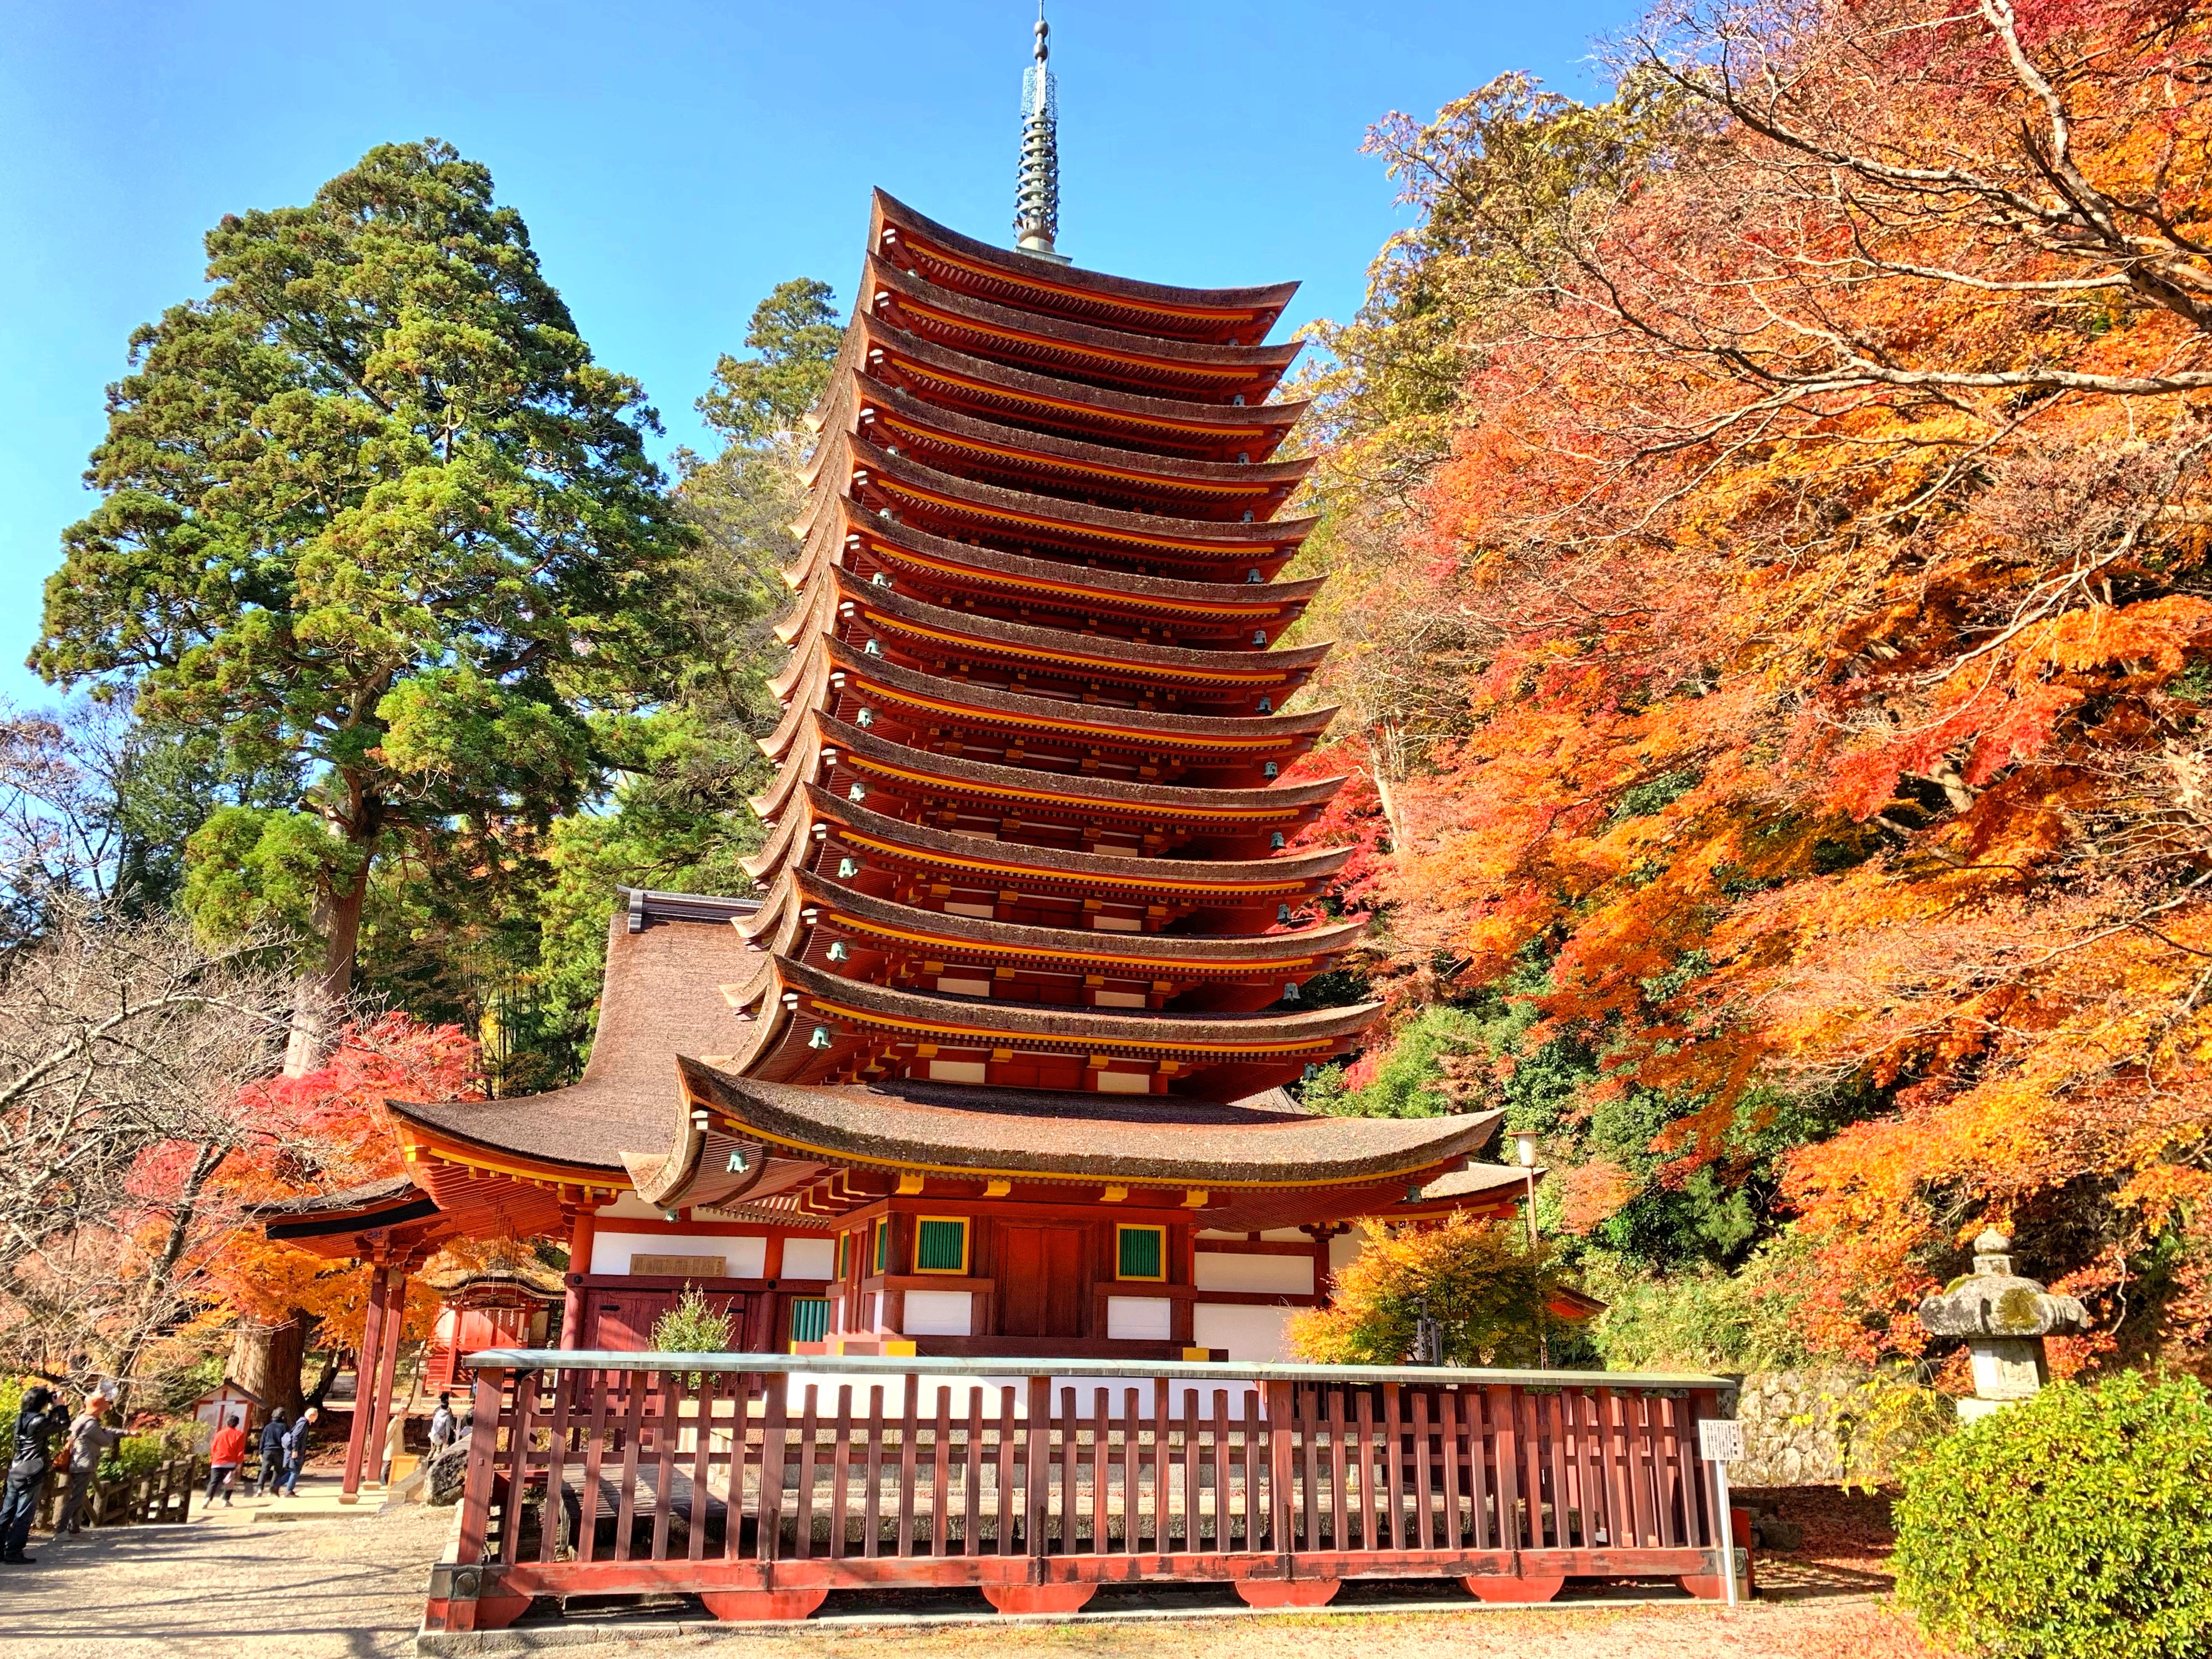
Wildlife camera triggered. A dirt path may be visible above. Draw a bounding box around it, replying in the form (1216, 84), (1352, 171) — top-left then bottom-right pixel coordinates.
(0, 1480), (1945, 1659)
(0, 1489), (450, 1659)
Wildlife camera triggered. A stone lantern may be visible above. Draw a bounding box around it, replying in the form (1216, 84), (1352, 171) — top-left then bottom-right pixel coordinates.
(1917, 1229), (2089, 1422)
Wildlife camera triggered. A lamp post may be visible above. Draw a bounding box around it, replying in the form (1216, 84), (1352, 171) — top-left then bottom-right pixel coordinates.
(1514, 1132), (1545, 1365)
(1512, 1133), (1541, 1251)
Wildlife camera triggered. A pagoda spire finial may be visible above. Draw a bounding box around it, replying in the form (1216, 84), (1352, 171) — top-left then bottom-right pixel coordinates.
(1014, 2), (1070, 264)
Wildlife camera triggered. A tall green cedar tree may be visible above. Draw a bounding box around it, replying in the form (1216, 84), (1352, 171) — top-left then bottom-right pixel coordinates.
(528, 277), (844, 1065)
(33, 140), (691, 1068)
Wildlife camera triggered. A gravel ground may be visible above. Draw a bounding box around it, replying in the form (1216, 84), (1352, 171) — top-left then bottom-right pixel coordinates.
(0, 1493), (451, 1659)
(0, 1480), (1947, 1659)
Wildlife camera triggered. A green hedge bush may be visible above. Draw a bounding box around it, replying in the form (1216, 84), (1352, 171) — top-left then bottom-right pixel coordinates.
(1893, 1370), (2212, 1658)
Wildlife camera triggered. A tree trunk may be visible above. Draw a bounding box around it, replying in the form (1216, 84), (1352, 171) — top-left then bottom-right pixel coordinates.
(228, 1317), (307, 1419)
(304, 1347), (343, 1409)
(282, 855), (368, 1076)
(110, 1139), (229, 1405)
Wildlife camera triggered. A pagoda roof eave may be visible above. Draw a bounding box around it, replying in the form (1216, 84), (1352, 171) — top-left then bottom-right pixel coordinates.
(786, 865), (1368, 968)
(795, 785), (1356, 896)
(819, 636), (1337, 749)
(871, 190), (1300, 340)
(839, 373), (1315, 499)
(820, 565), (1332, 685)
(810, 500), (1326, 622)
(864, 256), (1300, 399)
(772, 951), (1380, 1049)
(795, 711), (1346, 825)
(844, 313), (1310, 453)
(678, 1060), (1496, 1193)
(841, 434), (1318, 562)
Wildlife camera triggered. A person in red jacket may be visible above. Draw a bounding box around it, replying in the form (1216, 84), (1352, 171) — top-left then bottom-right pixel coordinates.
(206, 1415), (248, 1507)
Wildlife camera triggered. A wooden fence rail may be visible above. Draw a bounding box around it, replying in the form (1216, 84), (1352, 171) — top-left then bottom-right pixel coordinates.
(424, 1352), (1740, 1631)
(31, 1454), (197, 1532)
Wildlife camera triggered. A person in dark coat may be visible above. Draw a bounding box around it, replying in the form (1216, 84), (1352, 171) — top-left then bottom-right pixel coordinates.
(254, 1408), (290, 1496)
(278, 1406), (318, 1497)
(3, 1386), (70, 1564)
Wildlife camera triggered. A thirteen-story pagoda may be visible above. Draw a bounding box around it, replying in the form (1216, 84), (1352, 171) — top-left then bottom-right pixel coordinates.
(363, 194), (1536, 1361)
(295, 30), (1540, 1363)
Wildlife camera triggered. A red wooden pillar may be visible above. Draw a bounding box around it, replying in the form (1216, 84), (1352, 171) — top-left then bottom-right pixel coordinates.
(340, 1263), (391, 1502)
(560, 1208), (597, 1348)
(361, 1265), (409, 1487)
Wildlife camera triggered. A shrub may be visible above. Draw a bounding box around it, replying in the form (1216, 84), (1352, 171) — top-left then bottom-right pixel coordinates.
(1893, 1370), (2212, 1659)
(652, 1286), (735, 1385)
(1286, 1216), (1570, 1367)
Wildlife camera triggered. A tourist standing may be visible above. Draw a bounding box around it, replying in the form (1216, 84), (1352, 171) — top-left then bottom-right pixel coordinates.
(279, 1407), (318, 1496)
(2, 1385), (70, 1564)
(254, 1408), (290, 1496)
(427, 1393), (455, 1455)
(205, 1414), (247, 1506)
(58, 1388), (122, 1534)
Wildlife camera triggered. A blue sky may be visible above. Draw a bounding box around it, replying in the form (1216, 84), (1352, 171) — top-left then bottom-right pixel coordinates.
(0, 0), (1637, 712)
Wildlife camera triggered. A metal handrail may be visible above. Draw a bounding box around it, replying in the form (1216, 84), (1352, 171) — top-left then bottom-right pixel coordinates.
(461, 1348), (1731, 1392)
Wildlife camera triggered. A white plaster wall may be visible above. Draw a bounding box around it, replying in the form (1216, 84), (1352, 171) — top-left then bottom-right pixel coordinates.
(1193, 1252), (1314, 1295)
(780, 1237), (835, 1280)
(590, 1231), (766, 1277)
(1106, 1296), (1173, 1340)
(1193, 1303), (1296, 1363)
(900, 1290), (974, 1336)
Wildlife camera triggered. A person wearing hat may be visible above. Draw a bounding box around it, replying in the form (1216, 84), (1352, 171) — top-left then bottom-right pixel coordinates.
(2, 1384), (70, 1563)
(58, 1387), (123, 1534)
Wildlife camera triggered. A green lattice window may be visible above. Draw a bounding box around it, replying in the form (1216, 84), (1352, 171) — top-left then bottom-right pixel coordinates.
(916, 1217), (970, 1274)
(835, 1231), (849, 1281)
(789, 1298), (831, 1343)
(873, 1218), (890, 1275)
(1117, 1225), (1166, 1281)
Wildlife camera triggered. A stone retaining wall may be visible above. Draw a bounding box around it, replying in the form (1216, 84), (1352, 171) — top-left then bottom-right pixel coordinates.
(1730, 1367), (1893, 1487)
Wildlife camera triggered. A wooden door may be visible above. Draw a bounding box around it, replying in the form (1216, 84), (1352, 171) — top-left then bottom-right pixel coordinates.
(588, 1290), (672, 1351)
(996, 1225), (1088, 1338)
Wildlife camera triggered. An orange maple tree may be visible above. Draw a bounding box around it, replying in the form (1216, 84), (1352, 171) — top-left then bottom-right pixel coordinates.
(1305, 0), (2212, 1366)
(188, 1014), (483, 1355)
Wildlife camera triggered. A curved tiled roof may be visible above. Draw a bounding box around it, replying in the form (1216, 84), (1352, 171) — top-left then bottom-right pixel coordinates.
(681, 1059), (1501, 1187)
(388, 911), (754, 1175)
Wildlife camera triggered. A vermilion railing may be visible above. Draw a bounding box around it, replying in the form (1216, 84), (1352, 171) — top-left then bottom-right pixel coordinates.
(424, 1353), (1741, 1631)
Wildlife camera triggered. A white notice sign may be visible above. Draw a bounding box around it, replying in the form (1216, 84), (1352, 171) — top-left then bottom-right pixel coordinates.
(1698, 1419), (1746, 1462)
